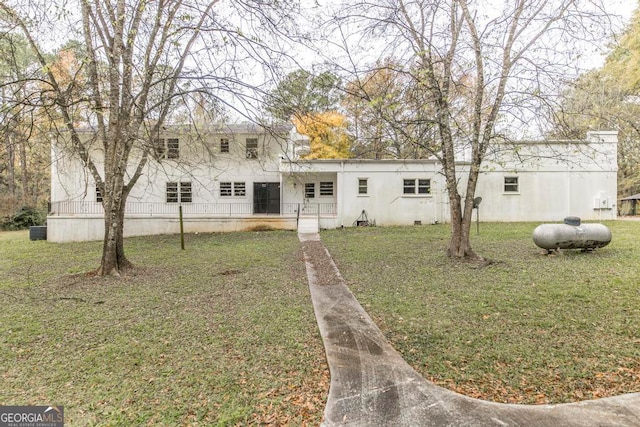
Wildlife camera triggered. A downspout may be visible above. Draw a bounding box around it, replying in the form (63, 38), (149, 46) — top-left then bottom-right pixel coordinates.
(340, 161), (344, 227)
(567, 160), (571, 219)
(279, 157), (283, 217)
(434, 161), (439, 223)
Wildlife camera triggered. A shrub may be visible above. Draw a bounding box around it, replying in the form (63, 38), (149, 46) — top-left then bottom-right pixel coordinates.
(1, 206), (46, 230)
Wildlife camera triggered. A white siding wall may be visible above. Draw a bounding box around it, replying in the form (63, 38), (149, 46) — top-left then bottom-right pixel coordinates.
(475, 170), (617, 222)
(49, 128), (618, 241)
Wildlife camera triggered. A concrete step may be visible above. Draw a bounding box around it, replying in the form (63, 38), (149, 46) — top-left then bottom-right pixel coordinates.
(298, 216), (319, 234)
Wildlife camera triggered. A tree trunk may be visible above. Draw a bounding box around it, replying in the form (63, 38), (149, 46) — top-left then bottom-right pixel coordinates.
(446, 190), (473, 258)
(7, 133), (15, 196)
(447, 199), (478, 259)
(115, 204), (131, 269)
(98, 174), (132, 276)
(19, 140), (27, 205)
(447, 162), (484, 260)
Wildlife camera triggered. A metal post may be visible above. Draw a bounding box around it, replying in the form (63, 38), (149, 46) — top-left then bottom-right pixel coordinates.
(179, 205), (185, 250)
(473, 197), (482, 236)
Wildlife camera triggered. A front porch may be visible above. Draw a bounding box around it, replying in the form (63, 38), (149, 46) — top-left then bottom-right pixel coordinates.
(47, 200), (338, 242)
(49, 200), (337, 217)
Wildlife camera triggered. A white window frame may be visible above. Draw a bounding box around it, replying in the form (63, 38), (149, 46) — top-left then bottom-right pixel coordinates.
(417, 179), (431, 194)
(504, 176), (519, 193)
(233, 182), (246, 197)
(358, 178), (368, 195)
(180, 182), (192, 203)
(246, 138), (258, 159)
(220, 182), (246, 197)
(304, 183), (315, 199)
(320, 181), (334, 197)
(167, 138), (179, 159)
(403, 178), (431, 196)
(166, 182), (178, 203)
(167, 182), (191, 203)
(154, 138), (180, 160)
(220, 138), (230, 153)
(220, 182), (232, 197)
(403, 179), (416, 194)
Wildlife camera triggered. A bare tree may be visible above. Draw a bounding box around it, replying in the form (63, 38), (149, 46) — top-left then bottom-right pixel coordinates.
(0, 32), (42, 212)
(0, 0), (299, 275)
(327, 0), (616, 259)
(342, 59), (437, 159)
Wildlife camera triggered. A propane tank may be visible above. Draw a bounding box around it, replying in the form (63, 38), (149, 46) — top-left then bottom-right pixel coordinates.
(532, 217), (611, 252)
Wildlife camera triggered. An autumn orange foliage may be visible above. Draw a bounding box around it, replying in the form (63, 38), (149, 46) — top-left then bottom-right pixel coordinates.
(293, 112), (352, 159)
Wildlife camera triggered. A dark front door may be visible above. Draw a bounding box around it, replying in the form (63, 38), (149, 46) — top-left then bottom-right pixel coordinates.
(253, 182), (280, 214)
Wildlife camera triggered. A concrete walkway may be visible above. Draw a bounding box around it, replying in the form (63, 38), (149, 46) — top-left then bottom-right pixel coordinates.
(299, 232), (640, 426)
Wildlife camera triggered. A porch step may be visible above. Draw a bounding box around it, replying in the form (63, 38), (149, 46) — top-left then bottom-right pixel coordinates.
(298, 216), (319, 234)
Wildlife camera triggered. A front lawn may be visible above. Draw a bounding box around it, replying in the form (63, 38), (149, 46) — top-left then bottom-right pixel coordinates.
(3, 220), (637, 424)
(321, 221), (640, 404)
(0, 230), (327, 426)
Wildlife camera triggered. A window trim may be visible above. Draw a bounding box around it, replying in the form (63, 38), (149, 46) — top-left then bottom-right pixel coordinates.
(166, 182), (191, 203)
(220, 138), (230, 153)
(155, 138), (180, 160)
(233, 182), (246, 197)
(304, 182), (315, 199)
(220, 182), (233, 197)
(358, 178), (368, 196)
(220, 181), (246, 197)
(504, 176), (520, 194)
(403, 178), (431, 197)
(154, 138), (166, 159)
(246, 138), (258, 159)
(319, 181), (334, 197)
(166, 138), (179, 159)
(166, 182), (178, 203)
(417, 179), (431, 194)
(403, 179), (416, 195)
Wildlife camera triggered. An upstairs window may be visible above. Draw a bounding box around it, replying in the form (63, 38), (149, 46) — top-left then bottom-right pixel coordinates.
(504, 176), (519, 193)
(320, 181), (334, 196)
(167, 138), (179, 159)
(220, 138), (229, 153)
(166, 182), (192, 203)
(246, 138), (258, 159)
(155, 138), (180, 159)
(96, 185), (103, 203)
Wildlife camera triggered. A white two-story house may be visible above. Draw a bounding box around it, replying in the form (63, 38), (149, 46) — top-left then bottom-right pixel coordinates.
(47, 125), (618, 242)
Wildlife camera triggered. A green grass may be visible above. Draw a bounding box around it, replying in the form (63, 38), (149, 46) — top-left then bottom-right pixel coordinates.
(0, 230), (327, 426)
(321, 221), (640, 404)
(3, 221), (639, 422)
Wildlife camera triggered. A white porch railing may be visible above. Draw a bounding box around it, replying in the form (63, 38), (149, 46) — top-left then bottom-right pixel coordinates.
(49, 201), (337, 216)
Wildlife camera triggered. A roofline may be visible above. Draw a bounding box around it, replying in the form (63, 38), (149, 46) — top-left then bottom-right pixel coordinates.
(53, 122), (294, 135)
(284, 158), (472, 166)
